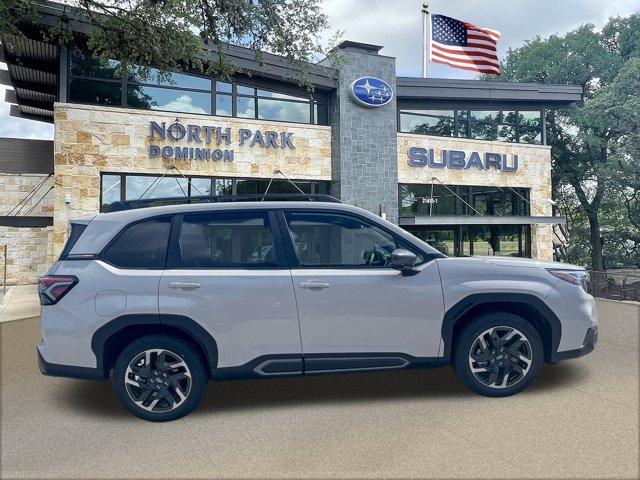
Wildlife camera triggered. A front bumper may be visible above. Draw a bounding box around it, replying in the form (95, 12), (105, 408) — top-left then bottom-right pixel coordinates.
(553, 326), (598, 362)
(37, 346), (106, 380)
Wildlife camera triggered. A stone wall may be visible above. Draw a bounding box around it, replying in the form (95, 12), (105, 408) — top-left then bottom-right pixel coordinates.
(0, 173), (53, 216)
(53, 103), (332, 255)
(397, 134), (554, 260)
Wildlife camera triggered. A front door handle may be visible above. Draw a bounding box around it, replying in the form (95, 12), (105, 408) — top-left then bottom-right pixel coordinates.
(298, 280), (331, 290)
(169, 281), (202, 290)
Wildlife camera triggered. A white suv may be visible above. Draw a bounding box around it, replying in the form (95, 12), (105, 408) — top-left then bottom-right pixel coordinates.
(38, 198), (598, 421)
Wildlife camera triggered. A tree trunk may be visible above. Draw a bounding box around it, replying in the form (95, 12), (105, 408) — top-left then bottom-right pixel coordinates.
(587, 212), (604, 271)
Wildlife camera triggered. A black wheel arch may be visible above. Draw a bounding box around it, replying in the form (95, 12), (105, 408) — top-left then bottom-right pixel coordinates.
(441, 293), (562, 363)
(91, 314), (218, 377)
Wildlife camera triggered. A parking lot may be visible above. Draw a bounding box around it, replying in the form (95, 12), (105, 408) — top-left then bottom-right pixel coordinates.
(1, 299), (638, 479)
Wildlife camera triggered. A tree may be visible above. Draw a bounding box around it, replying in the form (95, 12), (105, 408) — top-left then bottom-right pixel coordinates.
(486, 16), (640, 270)
(1, 0), (333, 87)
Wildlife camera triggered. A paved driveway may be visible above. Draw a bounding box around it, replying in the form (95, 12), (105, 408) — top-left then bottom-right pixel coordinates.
(1, 300), (638, 479)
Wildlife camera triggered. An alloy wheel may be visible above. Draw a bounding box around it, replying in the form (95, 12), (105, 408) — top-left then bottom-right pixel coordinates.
(124, 349), (192, 413)
(468, 326), (533, 389)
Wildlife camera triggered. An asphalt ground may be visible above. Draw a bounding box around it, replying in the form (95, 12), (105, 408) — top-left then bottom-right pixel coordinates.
(1, 299), (638, 479)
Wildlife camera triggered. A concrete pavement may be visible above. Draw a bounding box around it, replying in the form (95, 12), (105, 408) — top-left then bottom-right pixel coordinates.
(0, 284), (40, 323)
(1, 299), (638, 479)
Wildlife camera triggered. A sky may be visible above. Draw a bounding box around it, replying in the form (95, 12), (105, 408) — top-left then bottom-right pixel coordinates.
(1, 0), (639, 140)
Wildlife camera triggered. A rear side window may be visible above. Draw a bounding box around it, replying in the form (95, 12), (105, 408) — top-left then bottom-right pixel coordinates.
(172, 211), (278, 268)
(102, 216), (172, 269)
(59, 222), (88, 260)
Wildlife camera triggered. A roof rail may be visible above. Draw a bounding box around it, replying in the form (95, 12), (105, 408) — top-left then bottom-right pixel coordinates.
(102, 194), (342, 212)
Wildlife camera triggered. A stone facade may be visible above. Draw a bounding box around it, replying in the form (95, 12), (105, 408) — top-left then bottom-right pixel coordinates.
(52, 103), (332, 255)
(324, 47), (399, 223)
(0, 173), (53, 216)
(397, 133), (554, 260)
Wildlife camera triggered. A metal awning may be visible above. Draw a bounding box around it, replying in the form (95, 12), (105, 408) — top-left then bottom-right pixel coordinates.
(399, 215), (566, 226)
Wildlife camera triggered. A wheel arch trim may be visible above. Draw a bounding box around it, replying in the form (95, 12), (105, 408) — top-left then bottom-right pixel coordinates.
(91, 313), (218, 376)
(440, 293), (562, 363)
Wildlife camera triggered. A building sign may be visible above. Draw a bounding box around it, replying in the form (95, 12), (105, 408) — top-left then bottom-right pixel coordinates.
(349, 77), (393, 107)
(407, 147), (518, 171)
(148, 121), (295, 161)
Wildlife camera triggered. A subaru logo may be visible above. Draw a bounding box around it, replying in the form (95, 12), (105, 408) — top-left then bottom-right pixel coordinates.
(349, 77), (393, 108)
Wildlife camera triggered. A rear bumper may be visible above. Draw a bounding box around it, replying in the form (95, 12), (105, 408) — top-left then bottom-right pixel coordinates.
(37, 347), (106, 380)
(552, 326), (598, 363)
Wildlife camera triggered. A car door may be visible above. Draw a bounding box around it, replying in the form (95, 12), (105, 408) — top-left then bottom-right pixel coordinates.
(279, 209), (445, 372)
(158, 209), (302, 372)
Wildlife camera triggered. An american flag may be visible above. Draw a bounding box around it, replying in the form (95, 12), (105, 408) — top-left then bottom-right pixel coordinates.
(429, 14), (501, 75)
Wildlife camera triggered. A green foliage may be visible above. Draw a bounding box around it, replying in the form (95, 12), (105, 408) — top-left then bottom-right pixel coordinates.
(484, 15), (640, 269)
(2, 0), (335, 89)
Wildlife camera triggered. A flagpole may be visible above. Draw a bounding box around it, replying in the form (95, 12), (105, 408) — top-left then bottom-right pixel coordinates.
(422, 2), (430, 77)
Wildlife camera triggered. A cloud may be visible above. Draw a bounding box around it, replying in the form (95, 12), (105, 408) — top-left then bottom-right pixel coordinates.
(155, 94), (209, 114)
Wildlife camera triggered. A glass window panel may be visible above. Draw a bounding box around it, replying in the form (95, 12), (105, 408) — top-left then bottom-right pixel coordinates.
(127, 85), (211, 114)
(177, 212), (277, 268)
(399, 184), (456, 216)
(69, 78), (122, 106)
(236, 97), (256, 118)
(235, 179), (258, 195)
(400, 111), (455, 136)
(102, 217), (171, 269)
(518, 111), (542, 144)
(70, 49), (121, 79)
(258, 98), (310, 123)
(314, 102), (329, 125)
(215, 93), (232, 116)
(237, 85), (255, 95)
(315, 182), (330, 195)
(216, 81), (232, 93)
(189, 178), (212, 196)
(128, 66), (210, 90)
(214, 179), (233, 196)
(101, 175), (121, 209)
(256, 89), (306, 101)
(259, 180), (312, 194)
(411, 229), (455, 256)
(469, 110), (498, 140)
(497, 111), (517, 142)
(125, 175), (188, 200)
(285, 212), (423, 267)
(455, 110), (469, 137)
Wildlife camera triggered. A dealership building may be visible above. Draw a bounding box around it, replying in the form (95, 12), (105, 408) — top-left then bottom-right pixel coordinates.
(0, 1), (582, 284)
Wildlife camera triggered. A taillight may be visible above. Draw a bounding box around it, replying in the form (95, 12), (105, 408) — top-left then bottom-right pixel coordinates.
(38, 275), (78, 305)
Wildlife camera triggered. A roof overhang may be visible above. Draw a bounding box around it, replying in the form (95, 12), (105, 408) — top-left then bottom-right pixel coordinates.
(399, 215), (566, 226)
(396, 77), (583, 109)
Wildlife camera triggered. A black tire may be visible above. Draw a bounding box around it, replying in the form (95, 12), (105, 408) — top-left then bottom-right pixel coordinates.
(113, 335), (207, 421)
(452, 312), (543, 397)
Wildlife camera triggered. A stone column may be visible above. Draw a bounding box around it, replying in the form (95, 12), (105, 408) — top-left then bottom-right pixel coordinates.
(322, 42), (399, 223)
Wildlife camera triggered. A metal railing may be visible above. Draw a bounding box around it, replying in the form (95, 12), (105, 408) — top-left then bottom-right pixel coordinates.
(588, 270), (640, 302)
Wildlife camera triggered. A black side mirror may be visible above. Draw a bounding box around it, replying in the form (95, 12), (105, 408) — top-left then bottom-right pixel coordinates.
(390, 248), (419, 276)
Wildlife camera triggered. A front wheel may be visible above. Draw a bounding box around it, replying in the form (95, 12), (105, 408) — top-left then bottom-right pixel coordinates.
(452, 313), (543, 397)
(113, 335), (207, 421)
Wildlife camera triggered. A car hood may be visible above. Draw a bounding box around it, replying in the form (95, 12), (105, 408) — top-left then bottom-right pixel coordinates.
(473, 256), (584, 271)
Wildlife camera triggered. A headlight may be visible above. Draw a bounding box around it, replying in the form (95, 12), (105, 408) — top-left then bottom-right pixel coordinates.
(546, 269), (592, 293)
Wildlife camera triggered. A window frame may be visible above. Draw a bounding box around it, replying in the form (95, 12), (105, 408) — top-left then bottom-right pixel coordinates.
(275, 209), (434, 270)
(165, 210), (289, 270)
(99, 214), (174, 270)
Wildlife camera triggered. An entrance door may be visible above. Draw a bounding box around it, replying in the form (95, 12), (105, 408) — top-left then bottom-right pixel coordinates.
(280, 210), (444, 371)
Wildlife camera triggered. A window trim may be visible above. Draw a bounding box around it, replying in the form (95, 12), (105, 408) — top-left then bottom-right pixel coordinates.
(276, 209), (434, 270)
(165, 210), (289, 270)
(98, 214), (174, 270)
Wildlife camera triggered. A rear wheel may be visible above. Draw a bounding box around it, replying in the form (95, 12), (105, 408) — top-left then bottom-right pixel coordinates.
(452, 312), (543, 397)
(113, 335), (207, 421)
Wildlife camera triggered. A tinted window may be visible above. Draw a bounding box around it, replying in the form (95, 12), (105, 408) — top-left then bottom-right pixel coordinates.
(102, 217), (171, 268)
(127, 85), (211, 114)
(176, 212), (277, 268)
(69, 78), (122, 106)
(285, 212), (424, 267)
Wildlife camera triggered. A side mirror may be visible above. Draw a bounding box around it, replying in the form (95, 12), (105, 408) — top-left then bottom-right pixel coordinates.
(390, 248), (419, 276)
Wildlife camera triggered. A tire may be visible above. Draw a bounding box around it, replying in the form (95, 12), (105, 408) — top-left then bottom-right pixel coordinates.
(113, 335), (207, 421)
(452, 312), (543, 397)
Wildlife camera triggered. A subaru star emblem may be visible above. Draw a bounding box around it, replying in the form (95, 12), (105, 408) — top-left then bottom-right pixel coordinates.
(349, 77), (393, 107)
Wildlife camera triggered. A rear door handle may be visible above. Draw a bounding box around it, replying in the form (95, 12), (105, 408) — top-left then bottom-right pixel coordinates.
(169, 281), (202, 290)
(298, 280), (331, 290)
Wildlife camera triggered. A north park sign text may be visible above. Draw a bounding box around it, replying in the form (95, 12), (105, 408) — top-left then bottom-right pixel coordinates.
(148, 121), (295, 162)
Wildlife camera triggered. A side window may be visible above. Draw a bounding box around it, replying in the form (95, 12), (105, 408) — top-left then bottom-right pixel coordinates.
(102, 216), (172, 269)
(284, 212), (424, 268)
(175, 211), (278, 268)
